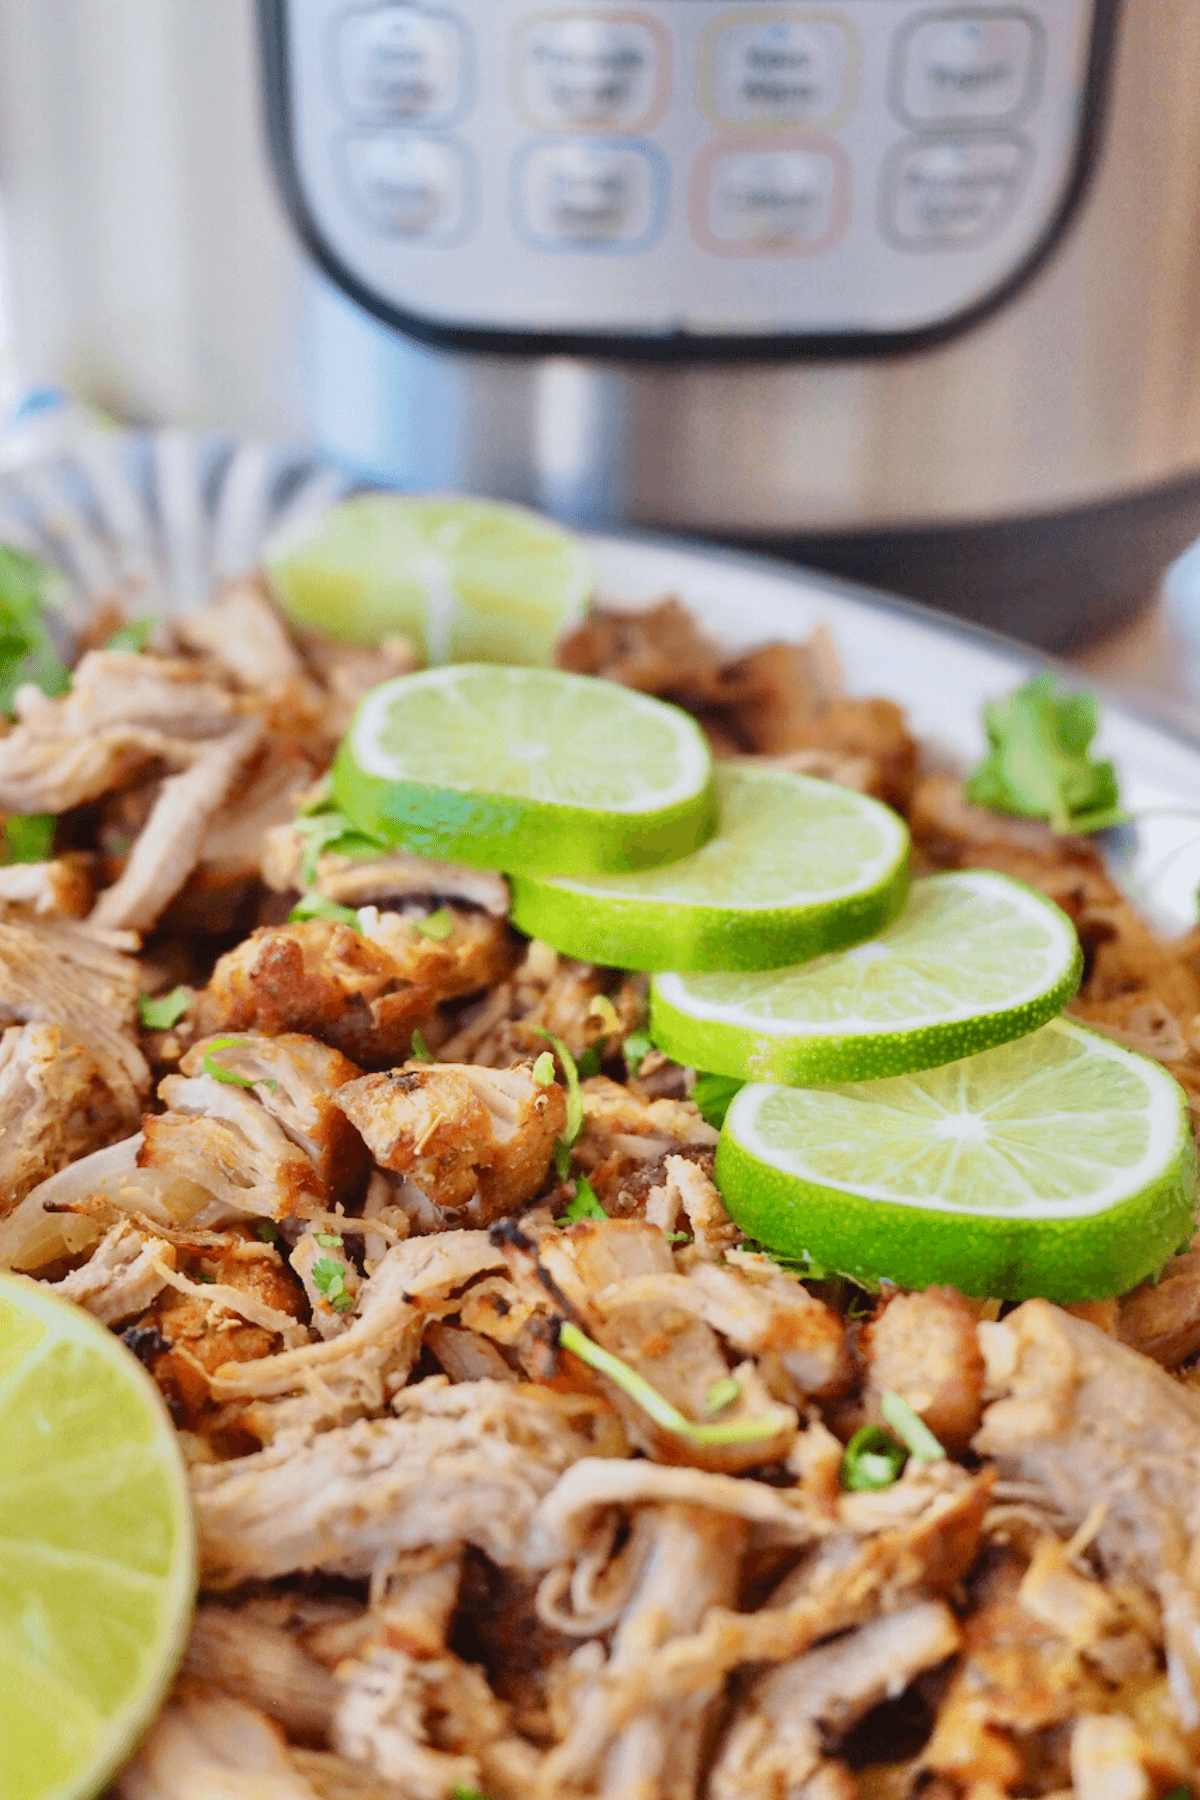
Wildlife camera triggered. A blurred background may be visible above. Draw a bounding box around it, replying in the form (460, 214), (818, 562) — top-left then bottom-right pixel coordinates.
(1, 0), (1200, 669)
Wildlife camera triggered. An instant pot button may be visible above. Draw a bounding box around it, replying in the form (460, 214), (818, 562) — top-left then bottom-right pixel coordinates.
(514, 139), (666, 249)
(881, 134), (1031, 248)
(515, 16), (667, 130)
(705, 17), (854, 128)
(698, 145), (847, 255)
(891, 11), (1043, 127)
(336, 6), (466, 124)
(342, 132), (471, 239)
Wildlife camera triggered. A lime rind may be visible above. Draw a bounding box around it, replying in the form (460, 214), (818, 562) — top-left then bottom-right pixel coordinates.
(716, 1021), (1198, 1301)
(334, 665), (719, 876)
(0, 1275), (195, 1800)
(650, 870), (1083, 1083)
(509, 763), (911, 971)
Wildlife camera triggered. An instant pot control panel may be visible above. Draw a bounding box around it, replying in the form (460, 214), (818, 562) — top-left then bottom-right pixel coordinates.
(259, 0), (1117, 355)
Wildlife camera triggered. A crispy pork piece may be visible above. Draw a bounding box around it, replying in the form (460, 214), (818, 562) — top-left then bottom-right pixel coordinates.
(0, 915), (148, 1127)
(862, 1286), (986, 1453)
(182, 1602), (339, 1739)
(174, 573), (306, 691)
(177, 1034), (366, 1199)
(0, 1021), (142, 1213)
(538, 1503), (746, 1800)
(0, 649), (242, 814)
(192, 1377), (611, 1584)
(334, 1061), (565, 1226)
(642, 1152), (741, 1261)
(295, 629), (418, 740)
(90, 717), (264, 931)
(115, 1683), (323, 1800)
(438, 938), (643, 1069)
(1118, 1242), (1200, 1367)
(48, 1218), (173, 1324)
(711, 1600), (961, 1800)
(974, 1300), (1200, 1726)
(261, 820), (510, 917)
(573, 1077), (718, 1206)
(0, 856), (92, 919)
(197, 911), (514, 1066)
(557, 597), (730, 704)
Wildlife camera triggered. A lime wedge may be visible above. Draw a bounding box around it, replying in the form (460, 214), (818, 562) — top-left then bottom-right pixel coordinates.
(333, 664), (718, 876)
(651, 870), (1082, 1083)
(0, 1274), (195, 1800)
(262, 494), (593, 665)
(717, 1019), (1198, 1301)
(509, 763), (909, 971)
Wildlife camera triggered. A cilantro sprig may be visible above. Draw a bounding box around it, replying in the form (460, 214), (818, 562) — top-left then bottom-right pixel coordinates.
(557, 1174), (606, 1226)
(965, 672), (1124, 835)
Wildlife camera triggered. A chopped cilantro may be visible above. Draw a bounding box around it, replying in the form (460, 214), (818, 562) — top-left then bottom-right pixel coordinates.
(293, 804), (385, 885)
(964, 671), (1124, 834)
(690, 1073), (745, 1130)
(532, 1051), (555, 1086)
(104, 615), (155, 653)
(576, 1045), (603, 1079)
(558, 1321), (786, 1447)
(841, 1424), (907, 1491)
(557, 1175), (606, 1226)
(138, 987), (190, 1030)
(880, 1391), (945, 1463)
(201, 1036), (277, 1093)
(667, 1231), (692, 1245)
(194, 1271), (217, 1285)
(3, 811), (56, 863)
(414, 906), (454, 940)
(622, 1028), (653, 1078)
(310, 1255), (354, 1311)
(704, 1375), (741, 1415)
(409, 1028), (435, 1064)
(0, 545), (70, 712)
(288, 891), (363, 931)
(255, 1221), (279, 1243)
(314, 1232), (344, 1248)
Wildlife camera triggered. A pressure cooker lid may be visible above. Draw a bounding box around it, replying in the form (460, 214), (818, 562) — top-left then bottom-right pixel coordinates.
(258, 0), (1119, 358)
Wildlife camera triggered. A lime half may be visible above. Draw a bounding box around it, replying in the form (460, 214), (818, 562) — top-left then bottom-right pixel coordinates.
(652, 870), (1082, 1083)
(0, 1274), (195, 1800)
(262, 493), (593, 665)
(510, 763), (909, 971)
(333, 664), (718, 875)
(717, 1019), (1197, 1301)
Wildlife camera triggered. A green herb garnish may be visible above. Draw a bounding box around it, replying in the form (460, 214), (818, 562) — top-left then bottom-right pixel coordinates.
(310, 1256), (355, 1312)
(691, 1073), (745, 1130)
(314, 1232), (344, 1249)
(138, 987), (190, 1030)
(409, 1029), (435, 1064)
(964, 672), (1124, 834)
(288, 892), (362, 931)
(104, 616), (155, 654)
(577, 1045), (603, 1079)
(452, 1788), (491, 1800)
(841, 1424), (907, 1491)
(532, 1051), (555, 1086)
(195, 1271), (217, 1285)
(0, 546), (69, 712)
(704, 1375), (741, 1415)
(293, 804), (385, 885)
(880, 1390), (945, 1463)
(202, 1036), (277, 1093)
(255, 1221), (279, 1243)
(557, 1176), (606, 1226)
(623, 1028), (653, 1078)
(414, 907), (454, 940)
(588, 993), (621, 1033)
(3, 812), (56, 863)
(534, 1028), (584, 1180)
(559, 1321), (785, 1447)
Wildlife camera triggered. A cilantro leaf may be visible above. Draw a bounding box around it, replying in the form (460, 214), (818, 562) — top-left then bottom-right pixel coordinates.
(138, 987), (190, 1030)
(105, 615), (155, 653)
(3, 812), (56, 863)
(964, 672), (1124, 834)
(255, 1221), (279, 1243)
(414, 907), (454, 940)
(622, 1028), (653, 1078)
(310, 1255), (355, 1312)
(288, 891), (362, 931)
(557, 1175), (606, 1225)
(690, 1073), (745, 1130)
(293, 805), (385, 885)
(0, 546), (70, 712)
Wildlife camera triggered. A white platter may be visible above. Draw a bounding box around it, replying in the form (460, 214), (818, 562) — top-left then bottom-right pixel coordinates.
(0, 425), (1196, 929)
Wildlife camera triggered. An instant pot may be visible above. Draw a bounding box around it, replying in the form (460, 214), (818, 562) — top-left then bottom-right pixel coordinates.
(256, 0), (1200, 648)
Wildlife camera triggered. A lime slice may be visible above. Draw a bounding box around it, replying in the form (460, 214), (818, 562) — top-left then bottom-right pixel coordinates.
(717, 1019), (1198, 1301)
(509, 763), (910, 971)
(333, 664), (718, 876)
(651, 870), (1082, 1083)
(262, 494), (593, 665)
(0, 1274), (195, 1800)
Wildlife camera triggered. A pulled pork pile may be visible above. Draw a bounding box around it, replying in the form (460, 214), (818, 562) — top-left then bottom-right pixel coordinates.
(6, 584), (1200, 1799)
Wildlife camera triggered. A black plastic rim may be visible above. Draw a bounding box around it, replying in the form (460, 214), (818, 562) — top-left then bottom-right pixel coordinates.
(256, 0), (1124, 363)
